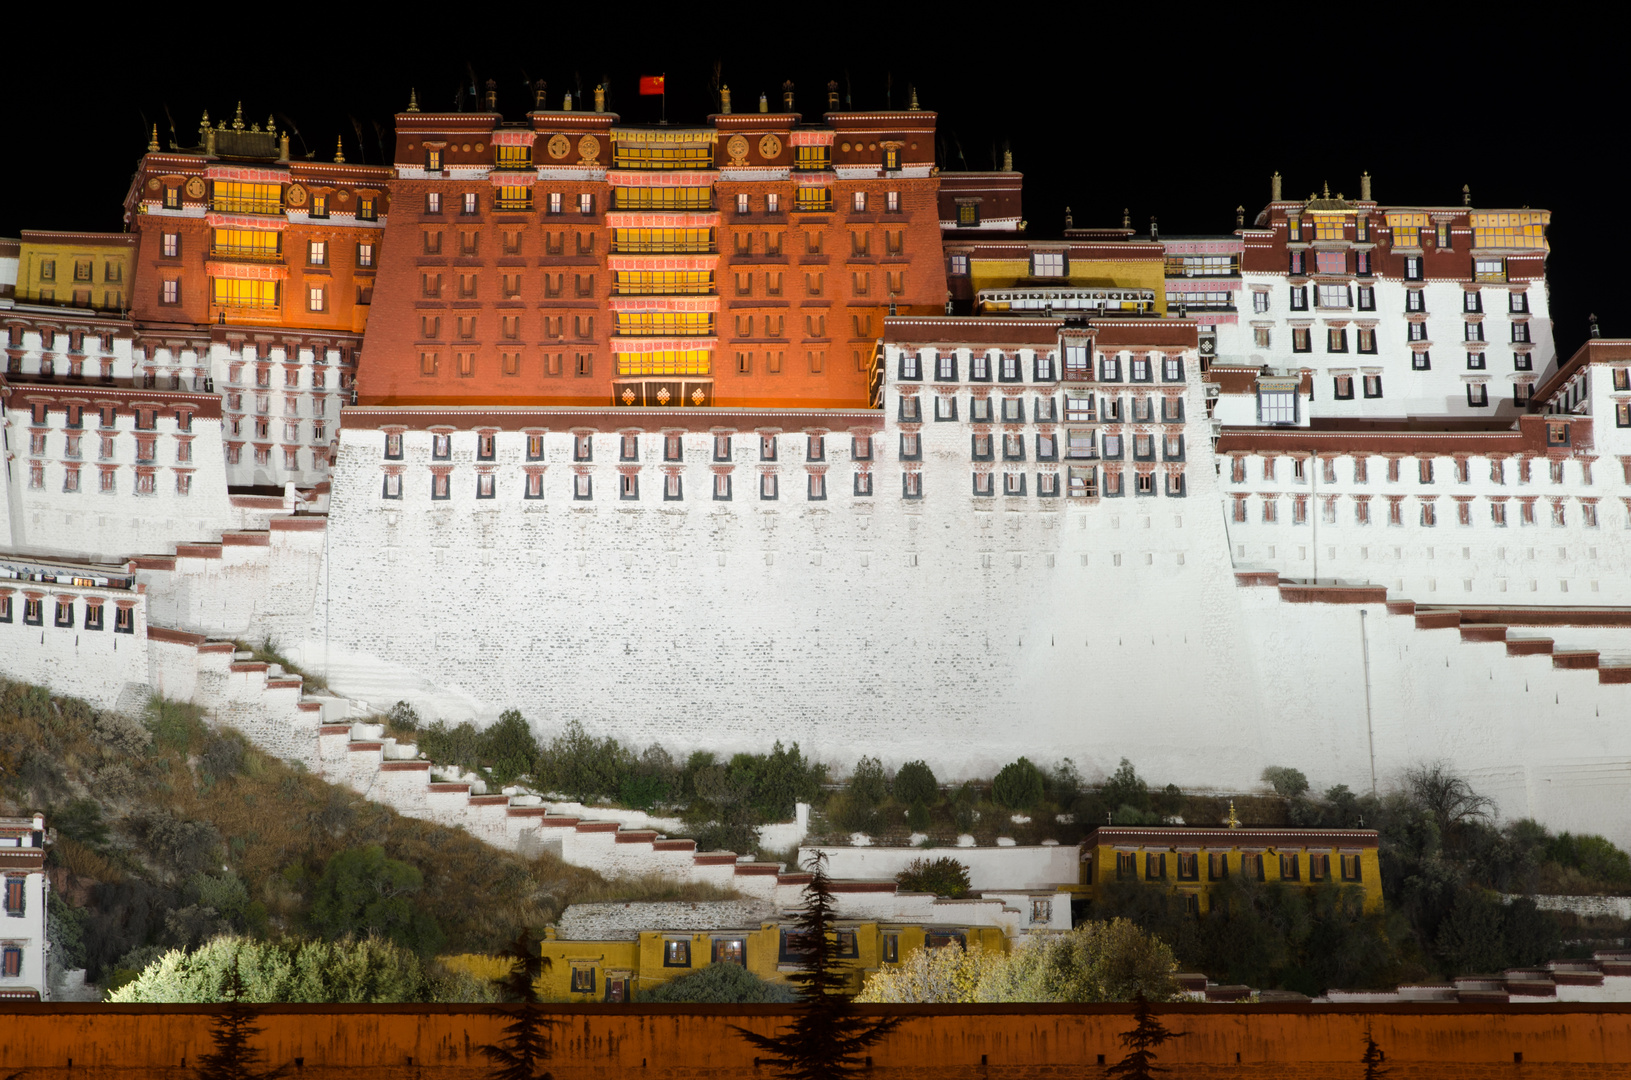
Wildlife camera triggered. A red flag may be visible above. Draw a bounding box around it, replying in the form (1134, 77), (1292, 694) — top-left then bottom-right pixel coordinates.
(639, 75), (665, 96)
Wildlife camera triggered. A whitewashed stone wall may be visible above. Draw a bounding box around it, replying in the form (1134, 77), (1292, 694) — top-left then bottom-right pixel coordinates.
(806, 844), (1081, 892)
(196, 337), (355, 491)
(0, 575), (150, 708)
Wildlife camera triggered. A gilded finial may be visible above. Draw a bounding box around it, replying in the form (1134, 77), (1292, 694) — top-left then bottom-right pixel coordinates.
(720, 85), (732, 114)
(1122, 207), (1130, 229)
(1001, 145), (1012, 172)
(148, 125), (160, 152)
(408, 88), (419, 112)
(1322, 181), (1330, 199)
(232, 102), (244, 131)
(594, 84), (605, 113)
(759, 92), (768, 113)
(908, 84), (919, 111)
(1271, 171), (1282, 201)
(1226, 800), (1241, 829)
(563, 91), (573, 111)
(334, 136), (345, 163)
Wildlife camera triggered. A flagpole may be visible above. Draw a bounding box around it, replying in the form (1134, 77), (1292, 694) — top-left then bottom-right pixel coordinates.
(661, 73), (667, 124)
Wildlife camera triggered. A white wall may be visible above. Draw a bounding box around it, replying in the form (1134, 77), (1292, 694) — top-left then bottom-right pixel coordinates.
(805, 844), (1081, 891)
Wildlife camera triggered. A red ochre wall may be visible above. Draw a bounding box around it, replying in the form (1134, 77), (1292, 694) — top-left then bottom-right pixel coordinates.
(3, 1004), (1630, 1078)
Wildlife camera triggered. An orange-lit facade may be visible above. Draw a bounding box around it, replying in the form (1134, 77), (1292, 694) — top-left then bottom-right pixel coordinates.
(357, 92), (946, 409)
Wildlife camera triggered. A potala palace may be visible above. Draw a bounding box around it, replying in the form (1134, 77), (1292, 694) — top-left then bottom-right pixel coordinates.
(5, 89), (1630, 854)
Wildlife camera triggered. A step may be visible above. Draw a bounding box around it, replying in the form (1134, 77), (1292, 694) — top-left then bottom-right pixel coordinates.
(1600, 666), (1631, 685)
(1458, 624), (1508, 643)
(1385, 600), (1417, 616)
(1414, 610), (1462, 630)
(1234, 570), (1280, 588)
(1552, 650), (1601, 670)
(1506, 638), (1554, 656)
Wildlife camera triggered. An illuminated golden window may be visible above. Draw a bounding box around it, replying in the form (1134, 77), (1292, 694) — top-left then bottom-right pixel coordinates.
(795, 187), (832, 212)
(611, 228), (714, 254)
(211, 278), (278, 308)
(616, 349), (712, 376)
(612, 143), (713, 170)
(612, 186), (714, 210)
(1471, 212), (1548, 251)
(1312, 214), (1349, 241)
(213, 181), (281, 215)
(615, 312), (715, 337)
(794, 146), (830, 171)
(494, 185), (532, 210)
(495, 145), (531, 168)
(613, 271), (715, 296)
(1386, 212), (1427, 249)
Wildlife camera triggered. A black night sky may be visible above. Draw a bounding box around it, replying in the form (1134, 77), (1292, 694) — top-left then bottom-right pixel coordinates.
(1, 16), (1616, 360)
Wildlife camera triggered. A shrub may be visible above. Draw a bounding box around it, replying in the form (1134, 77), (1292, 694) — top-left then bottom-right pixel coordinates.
(826, 791), (879, 835)
(645, 962), (794, 1003)
(893, 760), (938, 806)
(417, 720), (484, 773)
(483, 710), (540, 786)
(200, 734), (246, 782)
(536, 720), (634, 802)
(905, 802), (932, 832)
(1546, 832), (1631, 885)
(895, 857), (971, 898)
(1101, 759), (1149, 812)
(952, 783), (980, 833)
(1047, 759), (1083, 806)
(1262, 766), (1310, 799)
(849, 756), (889, 807)
(992, 757), (1044, 811)
(108, 934), (431, 1003)
(309, 846), (444, 956)
(144, 696), (207, 755)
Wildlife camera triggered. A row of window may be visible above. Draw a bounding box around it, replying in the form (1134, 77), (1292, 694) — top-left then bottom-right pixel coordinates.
(1262, 285), (1530, 315)
(21, 404), (193, 431)
(1231, 451), (1585, 486)
(1114, 850), (1363, 883)
(388, 431), (873, 464)
(25, 432), (193, 463)
(34, 258), (122, 284)
(1286, 249), (1509, 284)
(0, 594), (135, 631)
(385, 466), (1183, 502)
(199, 232), (376, 269)
(1234, 494), (1605, 529)
(901, 351), (1187, 385)
(909, 394), (1183, 424)
(158, 279), (360, 313)
(26, 464), (196, 496)
(226, 445), (322, 471)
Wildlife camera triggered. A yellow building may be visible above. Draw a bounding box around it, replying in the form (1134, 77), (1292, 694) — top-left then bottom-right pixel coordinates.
(1081, 826), (1384, 915)
(944, 234), (1168, 318)
(14, 231), (137, 312)
(450, 919), (1009, 1004)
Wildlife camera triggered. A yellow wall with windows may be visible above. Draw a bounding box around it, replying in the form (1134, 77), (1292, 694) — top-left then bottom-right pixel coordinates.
(966, 258), (1167, 314)
(445, 921), (1010, 1003)
(16, 236), (133, 311)
(1083, 836), (1384, 914)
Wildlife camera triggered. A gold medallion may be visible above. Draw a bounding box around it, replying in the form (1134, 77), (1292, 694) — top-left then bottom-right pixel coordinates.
(547, 134), (570, 159)
(727, 134), (749, 164)
(184, 177), (206, 199)
(577, 134), (600, 164)
(759, 134), (783, 159)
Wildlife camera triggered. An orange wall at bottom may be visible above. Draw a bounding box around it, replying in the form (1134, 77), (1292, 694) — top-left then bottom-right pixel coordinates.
(2, 1003), (1630, 1078)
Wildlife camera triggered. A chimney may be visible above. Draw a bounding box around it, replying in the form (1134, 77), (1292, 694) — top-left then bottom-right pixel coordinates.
(484, 79), (498, 112)
(533, 80), (548, 110)
(1590, 314), (1601, 339)
(594, 85), (605, 113)
(1271, 171), (1282, 201)
(1150, 216), (1159, 241)
(1235, 205), (1245, 228)
(1462, 183), (1471, 207)
(1360, 171), (1371, 201)
(782, 80), (795, 111)
(827, 81), (839, 111)
(720, 85), (732, 114)
(759, 92), (768, 113)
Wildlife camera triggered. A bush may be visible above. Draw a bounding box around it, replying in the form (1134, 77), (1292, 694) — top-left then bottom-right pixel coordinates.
(644, 962), (794, 1003)
(952, 783), (980, 833)
(483, 710), (540, 786)
(108, 934), (432, 1003)
(826, 791), (879, 835)
(309, 846), (443, 956)
(849, 756), (889, 807)
(1047, 759), (1083, 807)
(893, 760), (938, 806)
(1100, 759), (1149, 812)
(1546, 832), (1631, 885)
(895, 857), (972, 898)
(536, 720), (634, 802)
(1262, 766), (1310, 799)
(905, 802), (932, 832)
(416, 720), (484, 774)
(200, 733), (246, 782)
(992, 758), (1044, 811)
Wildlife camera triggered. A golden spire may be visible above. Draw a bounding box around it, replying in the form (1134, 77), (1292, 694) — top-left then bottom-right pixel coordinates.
(1226, 801), (1241, 829)
(1322, 181), (1331, 199)
(594, 84), (605, 113)
(148, 125), (160, 152)
(720, 85), (732, 114)
(908, 85), (920, 111)
(232, 102), (245, 131)
(333, 136), (345, 163)
(408, 88), (419, 113)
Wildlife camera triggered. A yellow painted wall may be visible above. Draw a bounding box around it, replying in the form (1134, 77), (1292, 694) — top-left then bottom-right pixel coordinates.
(967, 257), (1168, 314)
(17, 236), (133, 311)
(1084, 840), (1384, 914)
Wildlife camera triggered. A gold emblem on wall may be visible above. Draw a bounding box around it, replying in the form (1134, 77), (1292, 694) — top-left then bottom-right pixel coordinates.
(727, 134), (750, 165)
(286, 184), (308, 207)
(548, 134), (570, 159)
(184, 177), (206, 200)
(577, 134), (600, 164)
(758, 134), (783, 159)
(146, 178), (160, 192)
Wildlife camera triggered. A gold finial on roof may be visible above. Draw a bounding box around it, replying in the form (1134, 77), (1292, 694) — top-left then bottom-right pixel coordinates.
(1122, 207), (1130, 229)
(1322, 181), (1330, 199)
(233, 102), (244, 131)
(759, 92), (768, 113)
(334, 136), (345, 163)
(408, 88), (419, 112)
(266, 114), (275, 132)
(1226, 801), (1241, 829)
(594, 84), (605, 113)
(1271, 171), (1282, 201)
(1360, 171), (1372, 201)
(563, 91), (573, 111)
(909, 84), (920, 111)
(720, 85), (732, 113)
(1001, 144), (1012, 172)
(148, 125), (159, 152)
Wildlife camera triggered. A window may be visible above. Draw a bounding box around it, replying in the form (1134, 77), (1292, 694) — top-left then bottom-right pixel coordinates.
(1475, 258), (1506, 283)
(162, 232), (180, 257)
(949, 253), (969, 277)
(900, 433), (921, 461)
(1116, 852), (1137, 880)
(712, 938), (746, 966)
(899, 352), (921, 380)
(570, 967), (596, 993)
(162, 279), (180, 305)
(902, 471), (922, 499)
(579, 193), (594, 216)
(956, 203), (979, 227)
(3, 945), (21, 980)
(807, 471), (826, 500)
(663, 939), (691, 967)
(1260, 389), (1297, 425)
(1279, 853), (1301, 881)
(308, 240), (327, 267)
(1289, 286), (1308, 311)
(1467, 383), (1489, 407)
(1176, 853), (1199, 881)
(760, 472), (778, 500)
(852, 435), (872, 461)
(1252, 291), (1269, 314)
(1340, 854), (1363, 882)
(1364, 374), (1383, 398)
(887, 190), (900, 212)
(1291, 328), (1311, 353)
(431, 472), (450, 500)
(1357, 286), (1375, 311)
(476, 473), (496, 499)
(462, 192), (478, 215)
(853, 470), (872, 496)
(1145, 853), (1166, 880)
(1333, 375), (1354, 400)
(1162, 356), (1183, 382)
(853, 191), (867, 212)
(1328, 328), (1348, 353)
(382, 472), (402, 499)
(573, 473), (593, 500)
(307, 285), (326, 313)
(1510, 292), (1530, 314)
(1032, 252), (1065, 277)
(1208, 853), (1229, 880)
(1317, 284), (1350, 309)
(1099, 355), (1120, 381)
(712, 472), (732, 501)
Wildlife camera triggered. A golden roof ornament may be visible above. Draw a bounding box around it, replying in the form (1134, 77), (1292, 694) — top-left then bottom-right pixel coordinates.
(759, 92), (768, 113)
(148, 125), (159, 152)
(1271, 171), (1282, 201)
(1226, 801), (1241, 829)
(908, 85), (920, 111)
(334, 136), (345, 163)
(563, 91), (573, 111)
(720, 85), (731, 114)
(232, 102), (245, 131)
(1001, 145), (1012, 172)
(594, 84), (605, 113)
(408, 88), (419, 113)
(1360, 171), (1372, 201)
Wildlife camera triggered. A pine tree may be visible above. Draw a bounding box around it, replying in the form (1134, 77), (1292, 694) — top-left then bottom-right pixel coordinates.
(734, 851), (902, 1080)
(1104, 991), (1184, 1080)
(478, 929), (559, 1080)
(1361, 1029), (1390, 1080)
(196, 962), (286, 1080)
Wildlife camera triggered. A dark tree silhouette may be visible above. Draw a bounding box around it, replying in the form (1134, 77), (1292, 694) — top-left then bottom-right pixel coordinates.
(196, 962), (287, 1080)
(1105, 991), (1185, 1080)
(479, 929), (559, 1080)
(1361, 1029), (1391, 1080)
(734, 852), (901, 1080)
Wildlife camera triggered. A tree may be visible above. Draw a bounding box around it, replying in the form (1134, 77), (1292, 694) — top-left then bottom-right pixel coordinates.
(1360, 1029), (1390, 1080)
(1101, 759), (1150, 814)
(979, 921), (1180, 1004)
(1104, 991), (1184, 1080)
(848, 757), (889, 807)
(196, 961), (288, 1080)
(855, 942), (1000, 1004)
(892, 761), (938, 806)
(1404, 764), (1493, 836)
(647, 963), (795, 1003)
(894, 857), (971, 899)
(483, 710), (540, 786)
(479, 930), (558, 1080)
(1261, 766), (1309, 799)
(733, 851), (901, 1080)
(308, 846), (443, 955)
(992, 758), (1044, 811)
